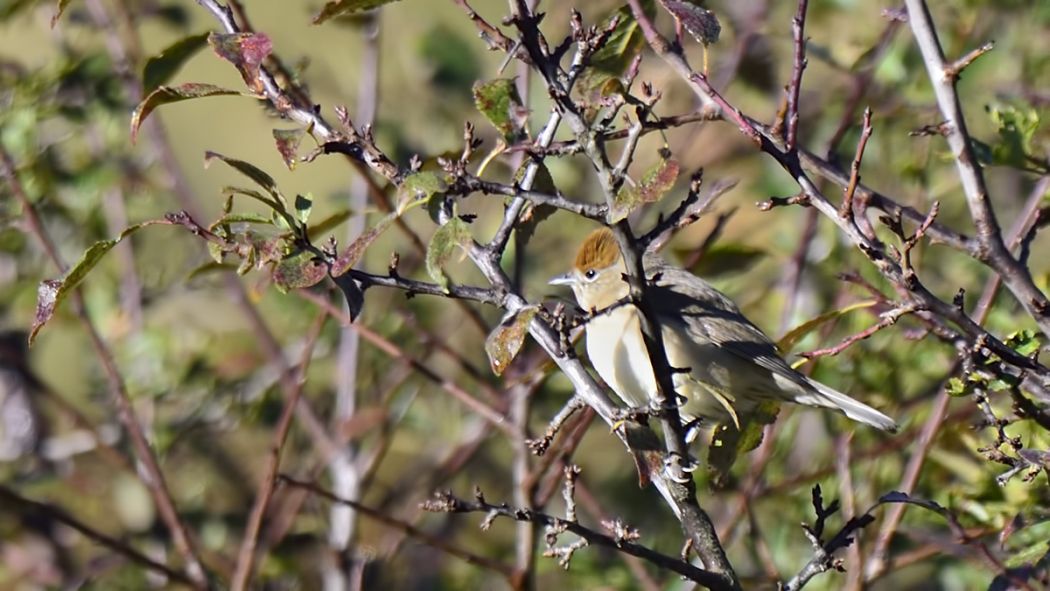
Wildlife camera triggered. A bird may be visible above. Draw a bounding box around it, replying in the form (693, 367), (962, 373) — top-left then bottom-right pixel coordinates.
(549, 227), (898, 444)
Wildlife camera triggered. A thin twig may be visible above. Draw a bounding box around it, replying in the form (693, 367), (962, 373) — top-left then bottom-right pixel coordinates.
(1, 147), (209, 589)
(230, 312), (328, 590)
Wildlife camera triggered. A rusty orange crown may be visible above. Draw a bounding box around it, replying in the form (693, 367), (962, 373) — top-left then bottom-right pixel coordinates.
(573, 227), (621, 272)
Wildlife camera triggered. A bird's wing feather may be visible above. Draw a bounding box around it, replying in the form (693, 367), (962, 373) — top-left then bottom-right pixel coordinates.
(648, 266), (813, 391)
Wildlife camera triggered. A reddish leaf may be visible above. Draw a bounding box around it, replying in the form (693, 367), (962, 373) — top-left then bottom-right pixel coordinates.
(658, 0), (721, 45)
(273, 128), (306, 170)
(330, 213), (396, 276)
(208, 32), (273, 93)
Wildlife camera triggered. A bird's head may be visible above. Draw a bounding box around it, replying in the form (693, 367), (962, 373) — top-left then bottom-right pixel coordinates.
(549, 227), (628, 311)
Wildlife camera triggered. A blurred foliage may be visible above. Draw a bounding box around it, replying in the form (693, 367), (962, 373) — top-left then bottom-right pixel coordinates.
(1, 0), (1049, 590)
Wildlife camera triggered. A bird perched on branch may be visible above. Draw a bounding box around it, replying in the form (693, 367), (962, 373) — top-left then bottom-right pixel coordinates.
(550, 227), (897, 448)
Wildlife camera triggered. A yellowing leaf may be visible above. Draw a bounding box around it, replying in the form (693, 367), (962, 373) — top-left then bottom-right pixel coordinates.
(485, 307), (538, 376)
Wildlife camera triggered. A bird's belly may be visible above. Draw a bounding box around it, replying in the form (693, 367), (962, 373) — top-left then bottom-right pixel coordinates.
(585, 307), (655, 409)
(585, 307), (740, 425)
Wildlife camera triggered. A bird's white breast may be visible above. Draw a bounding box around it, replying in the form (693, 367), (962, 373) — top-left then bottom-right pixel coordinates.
(585, 305), (655, 409)
(584, 305), (739, 425)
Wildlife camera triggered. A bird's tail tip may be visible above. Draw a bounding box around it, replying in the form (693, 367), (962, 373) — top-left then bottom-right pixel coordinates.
(801, 378), (899, 432)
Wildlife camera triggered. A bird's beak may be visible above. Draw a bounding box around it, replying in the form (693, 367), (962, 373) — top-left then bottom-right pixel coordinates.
(548, 272), (576, 287)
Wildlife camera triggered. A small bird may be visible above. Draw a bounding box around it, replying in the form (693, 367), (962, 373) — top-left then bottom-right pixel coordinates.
(549, 228), (897, 442)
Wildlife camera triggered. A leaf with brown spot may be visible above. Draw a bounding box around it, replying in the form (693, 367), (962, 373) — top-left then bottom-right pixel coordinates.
(273, 128), (306, 170)
(30, 220), (165, 344)
(485, 307), (538, 376)
(208, 32), (272, 93)
(272, 250), (328, 293)
(608, 152), (679, 222)
(658, 0), (721, 45)
(472, 79), (527, 143)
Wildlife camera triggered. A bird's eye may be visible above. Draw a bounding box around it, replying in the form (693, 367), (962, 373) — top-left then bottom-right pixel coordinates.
(584, 269), (597, 280)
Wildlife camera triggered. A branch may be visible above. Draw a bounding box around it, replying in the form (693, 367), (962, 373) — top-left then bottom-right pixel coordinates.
(904, 0), (1050, 337)
(0, 147), (209, 589)
(0, 485), (196, 588)
(230, 312), (327, 590)
(279, 475), (517, 581)
(420, 488), (726, 586)
(785, 0), (810, 151)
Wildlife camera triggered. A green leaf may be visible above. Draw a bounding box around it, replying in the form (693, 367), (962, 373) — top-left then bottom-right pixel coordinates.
(220, 186), (282, 213)
(131, 83), (243, 143)
(142, 32), (210, 95)
(396, 171), (448, 214)
(210, 212), (274, 231)
(294, 194), (313, 224)
(777, 300), (878, 353)
(608, 151), (679, 222)
(485, 307), (538, 376)
(273, 128), (306, 170)
(707, 401), (777, 487)
(946, 377), (969, 397)
(205, 152), (286, 209)
(272, 250), (327, 293)
(30, 220), (164, 344)
(1005, 329), (1042, 357)
(307, 209), (353, 240)
(313, 0), (401, 24)
(577, 2), (654, 96)
(987, 104), (1041, 170)
(684, 244), (766, 278)
(426, 217), (472, 291)
(186, 261), (236, 281)
(1005, 539), (1050, 569)
(473, 79), (526, 143)
(208, 32), (272, 93)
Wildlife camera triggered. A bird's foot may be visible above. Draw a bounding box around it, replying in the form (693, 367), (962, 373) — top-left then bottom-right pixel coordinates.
(663, 452), (699, 482)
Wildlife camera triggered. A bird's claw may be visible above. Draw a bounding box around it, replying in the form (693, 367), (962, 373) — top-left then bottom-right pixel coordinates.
(663, 452), (699, 482)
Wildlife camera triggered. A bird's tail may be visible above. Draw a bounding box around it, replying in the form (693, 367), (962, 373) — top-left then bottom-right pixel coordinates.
(795, 378), (898, 432)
